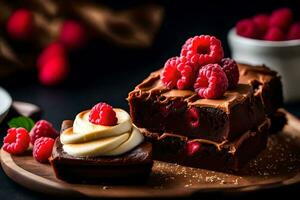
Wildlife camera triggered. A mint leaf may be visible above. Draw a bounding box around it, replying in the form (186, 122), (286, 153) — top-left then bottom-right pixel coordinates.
(8, 116), (35, 131)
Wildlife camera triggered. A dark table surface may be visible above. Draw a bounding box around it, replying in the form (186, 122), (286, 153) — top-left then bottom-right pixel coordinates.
(2, 0), (300, 199)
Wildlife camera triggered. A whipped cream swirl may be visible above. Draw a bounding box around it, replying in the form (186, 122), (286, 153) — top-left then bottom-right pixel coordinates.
(60, 109), (144, 157)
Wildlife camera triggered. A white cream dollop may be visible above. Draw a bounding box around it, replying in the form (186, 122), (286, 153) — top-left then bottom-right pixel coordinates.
(60, 109), (144, 157)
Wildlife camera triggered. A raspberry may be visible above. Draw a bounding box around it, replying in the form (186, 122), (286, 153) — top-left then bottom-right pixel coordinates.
(185, 107), (200, 128)
(236, 19), (259, 39)
(33, 137), (55, 163)
(253, 14), (269, 37)
(194, 64), (228, 99)
(269, 8), (293, 31)
(180, 35), (224, 67)
(2, 128), (30, 155)
(6, 9), (33, 40)
(161, 57), (196, 90)
(59, 20), (86, 49)
(264, 27), (285, 41)
(37, 42), (66, 69)
(38, 54), (69, 86)
(186, 141), (201, 156)
(89, 103), (118, 126)
(30, 120), (59, 145)
(287, 23), (300, 40)
(220, 58), (239, 89)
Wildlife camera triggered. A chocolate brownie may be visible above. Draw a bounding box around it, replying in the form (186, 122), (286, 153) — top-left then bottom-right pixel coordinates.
(50, 120), (153, 183)
(139, 119), (270, 171)
(128, 64), (285, 144)
(128, 70), (265, 142)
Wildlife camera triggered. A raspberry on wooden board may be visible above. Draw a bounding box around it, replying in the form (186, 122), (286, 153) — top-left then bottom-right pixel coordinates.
(3, 128), (30, 155)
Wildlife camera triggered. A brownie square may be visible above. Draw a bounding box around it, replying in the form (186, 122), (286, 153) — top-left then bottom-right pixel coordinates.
(140, 119), (270, 171)
(127, 63), (285, 143)
(50, 120), (153, 183)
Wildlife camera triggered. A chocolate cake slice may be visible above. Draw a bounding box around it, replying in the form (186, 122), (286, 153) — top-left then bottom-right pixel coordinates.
(128, 71), (265, 143)
(50, 120), (153, 183)
(127, 63), (284, 171)
(128, 64), (285, 143)
(238, 63), (283, 117)
(140, 118), (270, 172)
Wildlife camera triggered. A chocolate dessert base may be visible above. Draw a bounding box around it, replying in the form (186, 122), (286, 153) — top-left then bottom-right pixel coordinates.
(50, 120), (153, 184)
(270, 109), (287, 134)
(128, 64), (285, 144)
(139, 119), (270, 172)
(238, 63), (283, 116)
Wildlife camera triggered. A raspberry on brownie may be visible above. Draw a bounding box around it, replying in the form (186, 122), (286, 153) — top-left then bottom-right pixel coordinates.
(161, 57), (196, 90)
(180, 35), (224, 68)
(194, 64), (228, 99)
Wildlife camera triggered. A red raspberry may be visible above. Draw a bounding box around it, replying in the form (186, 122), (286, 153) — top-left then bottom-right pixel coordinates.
(194, 64), (228, 99)
(287, 23), (300, 40)
(59, 20), (86, 49)
(161, 57), (196, 90)
(38, 54), (69, 86)
(185, 107), (200, 128)
(2, 128), (30, 155)
(161, 57), (180, 89)
(180, 35), (224, 68)
(264, 27), (285, 41)
(186, 141), (201, 156)
(37, 42), (66, 69)
(89, 103), (118, 126)
(236, 19), (259, 39)
(220, 58), (239, 89)
(6, 9), (33, 40)
(30, 120), (59, 145)
(33, 137), (55, 163)
(269, 8), (293, 31)
(253, 14), (269, 37)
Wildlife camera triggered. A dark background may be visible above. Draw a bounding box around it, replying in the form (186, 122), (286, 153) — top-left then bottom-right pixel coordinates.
(1, 0), (300, 199)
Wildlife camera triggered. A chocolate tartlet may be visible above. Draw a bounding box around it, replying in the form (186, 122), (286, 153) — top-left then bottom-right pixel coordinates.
(127, 63), (285, 171)
(50, 120), (153, 183)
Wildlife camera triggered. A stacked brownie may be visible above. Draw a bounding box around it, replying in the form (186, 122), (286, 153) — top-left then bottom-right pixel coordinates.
(128, 63), (284, 171)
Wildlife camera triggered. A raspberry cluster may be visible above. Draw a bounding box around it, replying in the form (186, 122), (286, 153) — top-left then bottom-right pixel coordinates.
(236, 8), (300, 41)
(161, 35), (239, 99)
(2, 120), (59, 164)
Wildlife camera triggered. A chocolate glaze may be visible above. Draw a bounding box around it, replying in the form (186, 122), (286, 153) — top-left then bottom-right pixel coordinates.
(139, 119), (270, 172)
(50, 120), (153, 183)
(238, 63), (283, 116)
(128, 66), (267, 142)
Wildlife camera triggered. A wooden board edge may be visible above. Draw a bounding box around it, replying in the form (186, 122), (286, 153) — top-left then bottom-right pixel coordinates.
(0, 148), (84, 197)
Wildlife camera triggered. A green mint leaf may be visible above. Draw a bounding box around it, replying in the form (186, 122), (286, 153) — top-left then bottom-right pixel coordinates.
(8, 116), (35, 131)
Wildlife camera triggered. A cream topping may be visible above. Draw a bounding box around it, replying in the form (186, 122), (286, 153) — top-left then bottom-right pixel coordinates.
(60, 109), (144, 157)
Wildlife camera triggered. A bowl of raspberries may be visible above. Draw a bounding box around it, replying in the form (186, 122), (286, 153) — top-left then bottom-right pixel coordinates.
(228, 7), (300, 102)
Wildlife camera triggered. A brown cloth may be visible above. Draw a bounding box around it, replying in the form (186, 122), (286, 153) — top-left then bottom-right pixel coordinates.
(0, 0), (165, 77)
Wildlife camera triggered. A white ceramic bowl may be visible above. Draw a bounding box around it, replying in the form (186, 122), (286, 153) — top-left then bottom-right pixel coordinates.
(228, 28), (300, 102)
(0, 87), (12, 124)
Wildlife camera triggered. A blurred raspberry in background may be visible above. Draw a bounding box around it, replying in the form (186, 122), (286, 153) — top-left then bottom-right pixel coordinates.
(0, 0), (164, 86)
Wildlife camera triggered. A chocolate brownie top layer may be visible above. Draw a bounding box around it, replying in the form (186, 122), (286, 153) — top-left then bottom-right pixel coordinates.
(128, 63), (282, 115)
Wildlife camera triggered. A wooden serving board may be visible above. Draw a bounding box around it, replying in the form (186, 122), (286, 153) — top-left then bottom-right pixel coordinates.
(1, 110), (300, 198)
